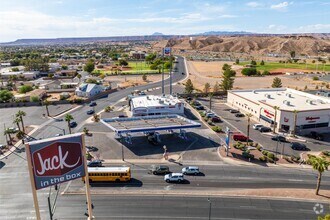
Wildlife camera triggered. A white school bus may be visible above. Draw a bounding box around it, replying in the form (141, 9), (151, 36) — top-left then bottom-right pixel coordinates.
(86, 167), (131, 182)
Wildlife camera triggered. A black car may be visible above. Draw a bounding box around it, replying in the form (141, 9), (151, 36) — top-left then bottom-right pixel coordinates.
(235, 113), (245, 117)
(186, 97), (192, 101)
(290, 142), (307, 150)
(118, 114), (127, 118)
(87, 160), (102, 167)
(307, 131), (324, 141)
(89, 102), (97, 107)
(259, 126), (272, 132)
(192, 101), (201, 106)
(69, 121), (77, 128)
(151, 165), (170, 175)
(229, 109), (239, 113)
(86, 146), (98, 152)
(87, 109), (95, 115)
(195, 105), (205, 110)
(271, 135), (286, 142)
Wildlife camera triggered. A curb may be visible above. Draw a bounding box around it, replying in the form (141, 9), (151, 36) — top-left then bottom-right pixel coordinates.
(62, 189), (330, 202)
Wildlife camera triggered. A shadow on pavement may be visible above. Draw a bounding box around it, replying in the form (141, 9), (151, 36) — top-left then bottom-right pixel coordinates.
(120, 132), (219, 157)
(90, 178), (142, 187)
(0, 161), (5, 169)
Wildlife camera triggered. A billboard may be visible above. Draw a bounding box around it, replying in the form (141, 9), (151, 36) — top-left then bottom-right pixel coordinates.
(27, 134), (86, 190)
(163, 47), (171, 56)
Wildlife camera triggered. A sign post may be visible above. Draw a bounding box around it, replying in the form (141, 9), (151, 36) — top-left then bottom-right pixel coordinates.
(25, 133), (91, 219)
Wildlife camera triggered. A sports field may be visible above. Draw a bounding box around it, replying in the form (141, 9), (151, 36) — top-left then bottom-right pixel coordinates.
(239, 62), (330, 72)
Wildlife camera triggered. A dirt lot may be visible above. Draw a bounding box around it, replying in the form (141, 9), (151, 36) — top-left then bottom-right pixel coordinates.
(104, 74), (164, 88)
(186, 61), (324, 91)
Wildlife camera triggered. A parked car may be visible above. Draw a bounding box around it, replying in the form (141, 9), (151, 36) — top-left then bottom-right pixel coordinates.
(7, 127), (19, 133)
(206, 112), (215, 118)
(211, 116), (222, 123)
(89, 102), (97, 107)
(192, 101), (201, 106)
(290, 142), (307, 150)
(138, 91), (146, 96)
(118, 114), (127, 118)
(164, 173), (184, 183)
(151, 165), (170, 175)
(55, 118), (64, 122)
(87, 160), (102, 167)
(195, 106), (205, 110)
(54, 133), (63, 137)
(186, 97), (192, 101)
(271, 135), (286, 142)
(235, 113), (245, 117)
(182, 166), (200, 175)
(253, 124), (263, 130)
(306, 131), (324, 141)
(259, 126), (272, 133)
(233, 133), (249, 141)
(87, 109), (95, 115)
(229, 109), (239, 114)
(69, 121), (77, 128)
(0, 144), (6, 150)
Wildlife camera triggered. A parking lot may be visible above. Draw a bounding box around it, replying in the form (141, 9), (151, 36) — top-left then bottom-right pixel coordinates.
(196, 97), (330, 157)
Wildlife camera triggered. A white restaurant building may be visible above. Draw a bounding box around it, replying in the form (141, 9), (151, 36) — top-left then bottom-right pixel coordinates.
(227, 88), (330, 134)
(129, 95), (184, 117)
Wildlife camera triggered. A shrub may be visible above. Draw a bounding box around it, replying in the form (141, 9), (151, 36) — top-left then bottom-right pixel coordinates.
(259, 156), (267, 162)
(256, 145), (262, 151)
(242, 151), (254, 160)
(312, 76), (319, 81)
(267, 158), (274, 163)
(203, 116), (209, 121)
(241, 68), (258, 76)
(283, 156), (293, 163)
(30, 96), (39, 102)
(322, 151), (330, 157)
(211, 126), (222, 133)
(19, 85), (33, 94)
(262, 150), (269, 155)
(104, 106), (113, 112)
(267, 152), (275, 160)
(291, 155), (300, 163)
(208, 121), (214, 126)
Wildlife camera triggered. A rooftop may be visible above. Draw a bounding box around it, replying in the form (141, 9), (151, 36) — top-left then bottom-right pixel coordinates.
(101, 115), (201, 134)
(131, 95), (182, 108)
(230, 88), (330, 111)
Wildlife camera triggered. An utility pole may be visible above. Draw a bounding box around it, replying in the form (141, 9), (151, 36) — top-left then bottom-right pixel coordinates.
(162, 51), (165, 95)
(170, 56), (173, 95)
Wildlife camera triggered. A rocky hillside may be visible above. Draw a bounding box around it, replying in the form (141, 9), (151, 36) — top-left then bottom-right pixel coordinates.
(153, 35), (330, 55)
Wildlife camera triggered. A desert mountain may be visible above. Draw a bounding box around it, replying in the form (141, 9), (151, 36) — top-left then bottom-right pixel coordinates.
(153, 35), (330, 56)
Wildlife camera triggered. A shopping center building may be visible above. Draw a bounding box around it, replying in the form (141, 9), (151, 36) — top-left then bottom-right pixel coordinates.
(227, 88), (330, 134)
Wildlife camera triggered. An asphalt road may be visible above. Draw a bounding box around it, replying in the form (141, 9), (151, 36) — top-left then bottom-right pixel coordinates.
(54, 195), (328, 220)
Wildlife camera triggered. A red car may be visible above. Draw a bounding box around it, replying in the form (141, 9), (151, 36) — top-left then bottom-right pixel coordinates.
(233, 134), (248, 141)
(211, 116), (222, 123)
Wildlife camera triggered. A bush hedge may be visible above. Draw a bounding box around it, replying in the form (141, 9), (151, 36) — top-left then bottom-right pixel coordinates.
(211, 126), (222, 133)
(259, 156), (267, 162)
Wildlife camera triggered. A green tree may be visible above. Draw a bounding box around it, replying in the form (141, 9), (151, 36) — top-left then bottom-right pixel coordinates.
(250, 60), (257, 66)
(84, 60), (95, 73)
(235, 59), (239, 64)
(260, 60), (265, 65)
(142, 73), (147, 81)
(19, 85), (33, 94)
(0, 90), (13, 102)
(185, 79), (194, 94)
(13, 117), (21, 132)
(220, 68), (235, 91)
(213, 81), (220, 93)
(4, 128), (13, 144)
(222, 63), (231, 71)
(77, 73), (82, 83)
(241, 68), (258, 76)
(290, 51), (296, 59)
(30, 96), (39, 102)
(11, 67), (19, 72)
(271, 77), (282, 88)
(119, 59), (128, 66)
(16, 110), (26, 133)
(308, 156), (330, 195)
(203, 83), (211, 93)
(262, 70), (270, 75)
(65, 114), (74, 134)
(61, 65), (68, 70)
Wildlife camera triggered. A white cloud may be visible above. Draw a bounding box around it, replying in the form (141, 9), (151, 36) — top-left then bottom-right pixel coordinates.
(296, 24), (330, 32)
(270, 2), (293, 11)
(246, 2), (262, 8)
(268, 24), (287, 32)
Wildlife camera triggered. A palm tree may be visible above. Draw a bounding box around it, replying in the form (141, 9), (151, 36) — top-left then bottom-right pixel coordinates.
(246, 113), (253, 145)
(16, 110), (26, 133)
(273, 106), (280, 133)
(13, 117), (21, 132)
(43, 100), (50, 116)
(308, 156), (330, 195)
(65, 114), (74, 134)
(4, 128), (13, 145)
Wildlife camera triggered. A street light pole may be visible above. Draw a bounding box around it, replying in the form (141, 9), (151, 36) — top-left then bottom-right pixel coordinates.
(207, 197), (212, 220)
(275, 139), (279, 164)
(121, 136), (125, 161)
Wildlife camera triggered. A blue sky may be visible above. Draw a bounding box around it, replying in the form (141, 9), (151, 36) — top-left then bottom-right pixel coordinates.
(0, 0), (329, 42)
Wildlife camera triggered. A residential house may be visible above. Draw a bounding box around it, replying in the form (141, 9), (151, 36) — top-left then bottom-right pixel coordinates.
(75, 83), (104, 98)
(14, 89), (46, 102)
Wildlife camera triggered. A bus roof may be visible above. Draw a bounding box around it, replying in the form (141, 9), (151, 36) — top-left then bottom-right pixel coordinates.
(88, 167), (130, 173)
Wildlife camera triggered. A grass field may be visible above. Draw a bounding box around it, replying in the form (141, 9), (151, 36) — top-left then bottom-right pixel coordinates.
(127, 61), (151, 71)
(239, 62), (330, 72)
